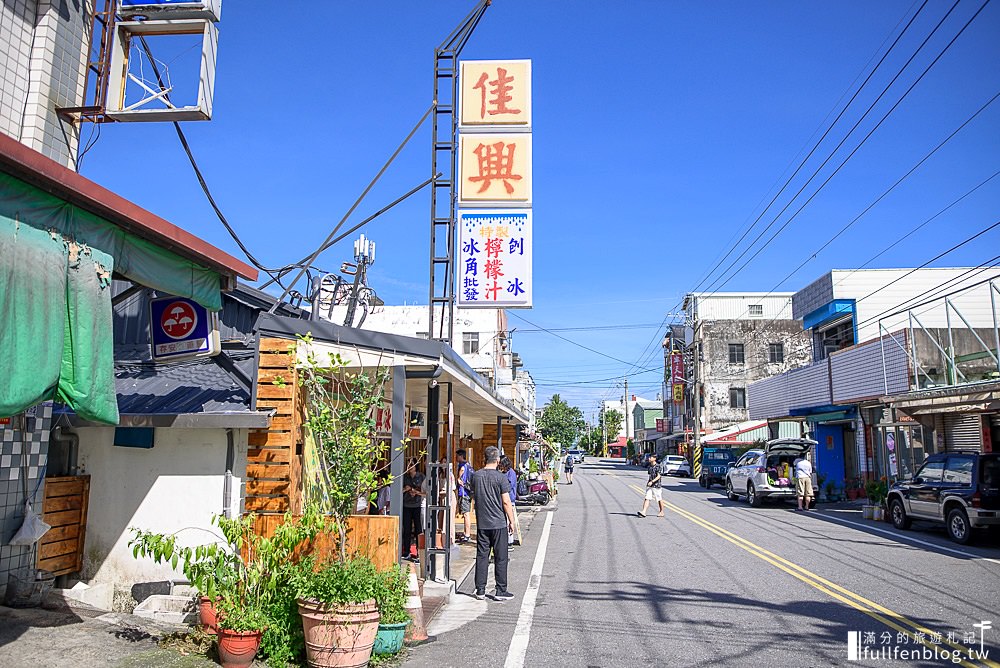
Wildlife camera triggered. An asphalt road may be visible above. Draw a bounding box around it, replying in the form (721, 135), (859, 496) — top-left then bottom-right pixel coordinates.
(407, 458), (1000, 668)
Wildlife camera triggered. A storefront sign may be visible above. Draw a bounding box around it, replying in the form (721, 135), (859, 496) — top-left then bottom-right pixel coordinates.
(149, 295), (220, 362)
(459, 60), (531, 128)
(655, 419), (666, 432)
(673, 383), (684, 403)
(670, 353), (685, 403)
(457, 211), (531, 307)
(458, 134), (532, 206)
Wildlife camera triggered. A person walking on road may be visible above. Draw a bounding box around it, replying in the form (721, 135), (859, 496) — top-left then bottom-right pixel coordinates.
(564, 452), (575, 484)
(793, 453), (814, 512)
(456, 449), (474, 543)
(471, 446), (517, 601)
(638, 453), (665, 518)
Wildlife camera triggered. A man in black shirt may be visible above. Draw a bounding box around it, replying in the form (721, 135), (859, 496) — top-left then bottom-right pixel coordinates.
(471, 445), (517, 601)
(638, 453), (665, 518)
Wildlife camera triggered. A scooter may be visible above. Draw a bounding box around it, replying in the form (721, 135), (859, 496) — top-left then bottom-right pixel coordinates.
(516, 471), (551, 505)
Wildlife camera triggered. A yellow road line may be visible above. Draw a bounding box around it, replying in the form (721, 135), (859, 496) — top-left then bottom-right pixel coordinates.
(627, 483), (996, 668)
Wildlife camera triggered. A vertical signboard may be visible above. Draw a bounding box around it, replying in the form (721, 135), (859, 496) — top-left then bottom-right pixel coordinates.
(460, 60), (531, 128)
(670, 353), (685, 404)
(458, 211), (531, 307)
(457, 59), (532, 308)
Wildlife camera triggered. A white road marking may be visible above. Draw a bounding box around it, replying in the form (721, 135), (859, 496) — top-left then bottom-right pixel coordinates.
(818, 512), (1000, 566)
(504, 510), (554, 668)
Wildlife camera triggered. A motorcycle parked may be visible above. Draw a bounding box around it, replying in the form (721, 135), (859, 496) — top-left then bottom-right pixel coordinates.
(516, 471), (551, 505)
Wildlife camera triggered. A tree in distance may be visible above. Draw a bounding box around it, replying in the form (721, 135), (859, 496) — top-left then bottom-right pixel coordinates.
(537, 394), (585, 452)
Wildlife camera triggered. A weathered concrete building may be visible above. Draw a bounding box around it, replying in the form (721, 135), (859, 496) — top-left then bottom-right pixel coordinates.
(683, 293), (811, 433)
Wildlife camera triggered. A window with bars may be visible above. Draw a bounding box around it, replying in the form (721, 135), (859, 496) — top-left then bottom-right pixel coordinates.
(463, 332), (480, 354)
(768, 342), (784, 364)
(728, 343), (745, 364)
(730, 387), (746, 409)
(749, 304), (764, 317)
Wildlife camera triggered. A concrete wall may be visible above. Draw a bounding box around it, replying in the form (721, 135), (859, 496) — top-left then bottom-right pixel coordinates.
(686, 293), (794, 321)
(75, 426), (247, 598)
(0, 0), (91, 168)
(699, 318), (811, 429)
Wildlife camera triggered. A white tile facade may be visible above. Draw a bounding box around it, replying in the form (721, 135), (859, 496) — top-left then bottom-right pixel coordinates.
(1, 0), (91, 168)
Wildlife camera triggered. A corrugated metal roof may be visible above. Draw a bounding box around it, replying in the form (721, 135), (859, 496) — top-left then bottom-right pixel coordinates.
(114, 354), (254, 414)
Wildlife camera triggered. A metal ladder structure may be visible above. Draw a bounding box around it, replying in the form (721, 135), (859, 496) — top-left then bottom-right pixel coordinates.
(427, 0), (490, 345)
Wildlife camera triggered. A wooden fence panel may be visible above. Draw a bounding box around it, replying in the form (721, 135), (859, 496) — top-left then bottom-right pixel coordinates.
(249, 514), (399, 572)
(37, 475), (90, 576)
(246, 337), (299, 515)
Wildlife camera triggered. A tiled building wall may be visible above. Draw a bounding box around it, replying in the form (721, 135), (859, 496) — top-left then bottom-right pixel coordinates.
(0, 402), (52, 598)
(0, 0), (91, 168)
(0, 0), (36, 140)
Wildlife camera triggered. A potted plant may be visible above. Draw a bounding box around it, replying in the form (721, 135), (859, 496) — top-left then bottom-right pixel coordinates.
(824, 480), (840, 502)
(845, 478), (860, 501)
(292, 555), (382, 667)
(864, 478), (888, 520)
(372, 565), (410, 656)
(130, 509), (322, 667)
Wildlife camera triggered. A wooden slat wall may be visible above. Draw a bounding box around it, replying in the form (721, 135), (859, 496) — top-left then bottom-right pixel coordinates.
(250, 514), (399, 572)
(37, 475), (90, 576)
(247, 337), (300, 515)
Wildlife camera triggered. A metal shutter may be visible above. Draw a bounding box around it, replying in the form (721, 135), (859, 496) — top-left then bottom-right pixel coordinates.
(944, 413), (983, 451)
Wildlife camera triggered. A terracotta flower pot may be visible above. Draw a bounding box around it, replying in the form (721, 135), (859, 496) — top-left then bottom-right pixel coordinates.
(298, 598), (380, 668)
(199, 595), (220, 635)
(217, 628), (263, 668)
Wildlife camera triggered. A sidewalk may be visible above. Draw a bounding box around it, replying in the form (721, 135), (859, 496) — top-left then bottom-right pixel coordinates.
(420, 501), (550, 631)
(0, 595), (215, 668)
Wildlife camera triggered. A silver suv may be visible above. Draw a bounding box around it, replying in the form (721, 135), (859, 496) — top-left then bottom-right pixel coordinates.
(725, 438), (817, 507)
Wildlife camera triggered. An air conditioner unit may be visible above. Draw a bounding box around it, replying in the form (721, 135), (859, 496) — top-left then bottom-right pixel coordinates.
(119, 0), (222, 22)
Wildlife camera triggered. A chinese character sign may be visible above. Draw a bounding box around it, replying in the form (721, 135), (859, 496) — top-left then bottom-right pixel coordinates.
(670, 353), (685, 404)
(458, 211), (531, 308)
(459, 134), (532, 205)
(460, 60), (531, 128)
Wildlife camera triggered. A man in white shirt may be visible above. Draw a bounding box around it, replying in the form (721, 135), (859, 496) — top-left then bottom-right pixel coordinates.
(793, 454), (814, 512)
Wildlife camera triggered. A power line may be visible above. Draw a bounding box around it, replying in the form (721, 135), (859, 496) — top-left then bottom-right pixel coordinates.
(617, 1), (936, 391)
(507, 311), (649, 368)
(689, 0), (934, 299)
(701, 0), (983, 299)
(716, 95), (1000, 355)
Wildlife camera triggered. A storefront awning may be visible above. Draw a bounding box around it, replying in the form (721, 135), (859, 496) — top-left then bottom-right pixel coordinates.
(255, 313), (531, 426)
(0, 134), (257, 424)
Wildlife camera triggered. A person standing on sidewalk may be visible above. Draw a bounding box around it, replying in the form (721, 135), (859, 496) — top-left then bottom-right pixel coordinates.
(638, 453), (665, 518)
(470, 446), (517, 601)
(793, 453), (814, 512)
(500, 456), (521, 546)
(401, 458), (425, 560)
(456, 449), (474, 543)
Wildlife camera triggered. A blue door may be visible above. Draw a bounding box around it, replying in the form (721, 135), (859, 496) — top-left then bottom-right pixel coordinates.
(814, 424), (847, 488)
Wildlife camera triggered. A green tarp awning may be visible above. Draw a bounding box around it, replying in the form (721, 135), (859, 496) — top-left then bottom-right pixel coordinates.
(0, 171), (223, 424)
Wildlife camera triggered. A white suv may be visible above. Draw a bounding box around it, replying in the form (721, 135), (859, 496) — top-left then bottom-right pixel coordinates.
(661, 455), (692, 477)
(725, 438), (817, 507)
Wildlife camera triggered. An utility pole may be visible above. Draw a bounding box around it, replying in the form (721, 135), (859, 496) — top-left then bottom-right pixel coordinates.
(623, 377), (631, 443)
(692, 325), (703, 482)
(601, 402), (607, 457)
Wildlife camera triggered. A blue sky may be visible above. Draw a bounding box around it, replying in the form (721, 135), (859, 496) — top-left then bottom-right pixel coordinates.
(82, 1), (1000, 420)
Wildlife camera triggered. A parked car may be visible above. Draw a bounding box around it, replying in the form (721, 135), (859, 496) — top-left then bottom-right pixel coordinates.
(700, 447), (736, 489)
(568, 449), (585, 464)
(725, 438), (818, 507)
(661, 455), (692, 477)
(886, 452), (1000, 544)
